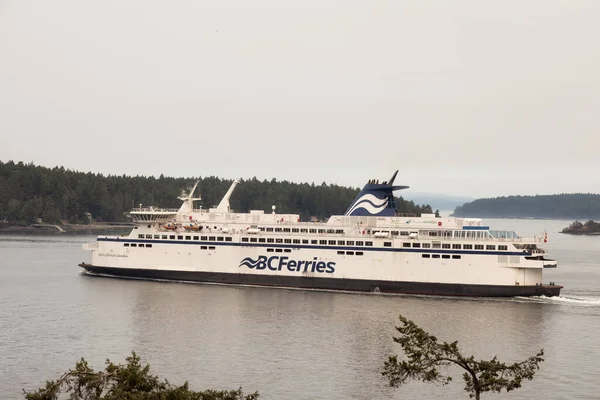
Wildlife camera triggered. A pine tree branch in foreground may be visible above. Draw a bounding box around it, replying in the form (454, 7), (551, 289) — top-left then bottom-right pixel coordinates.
(23, 351), (258, 400)
(382, 315), (544, 400)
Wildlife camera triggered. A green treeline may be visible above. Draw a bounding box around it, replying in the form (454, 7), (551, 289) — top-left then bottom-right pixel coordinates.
(0, 160), (433, 225)
(452, 194), (600, 219)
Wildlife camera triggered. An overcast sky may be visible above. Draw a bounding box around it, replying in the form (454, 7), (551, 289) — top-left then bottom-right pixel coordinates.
(1, 0), (598, 198)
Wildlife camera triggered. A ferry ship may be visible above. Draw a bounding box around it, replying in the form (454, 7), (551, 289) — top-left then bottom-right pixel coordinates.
(79, 171), (562, 297)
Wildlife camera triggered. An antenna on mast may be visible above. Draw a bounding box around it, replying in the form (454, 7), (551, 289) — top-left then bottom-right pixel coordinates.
(177, 180), (202, 213)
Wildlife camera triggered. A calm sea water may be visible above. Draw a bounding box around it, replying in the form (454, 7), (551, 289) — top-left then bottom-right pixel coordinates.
(1, 218), (599, 399)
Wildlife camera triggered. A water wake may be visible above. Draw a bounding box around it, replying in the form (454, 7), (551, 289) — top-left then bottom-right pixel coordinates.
(516, 295), (600, 306)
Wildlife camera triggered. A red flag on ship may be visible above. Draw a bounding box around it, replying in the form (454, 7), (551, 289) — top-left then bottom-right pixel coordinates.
(544, 232), (548, 243)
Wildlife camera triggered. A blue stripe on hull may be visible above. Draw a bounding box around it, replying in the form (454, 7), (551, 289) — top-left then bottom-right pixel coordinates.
(78, 263), (562, 298)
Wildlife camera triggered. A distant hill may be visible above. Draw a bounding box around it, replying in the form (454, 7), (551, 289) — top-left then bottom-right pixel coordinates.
(452, 194), (600, 219)
(401, 192), (474, 211)
(0, 160), (434, 226)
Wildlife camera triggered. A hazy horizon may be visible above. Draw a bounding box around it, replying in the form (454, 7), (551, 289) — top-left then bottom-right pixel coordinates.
(2, 1), (599, 198)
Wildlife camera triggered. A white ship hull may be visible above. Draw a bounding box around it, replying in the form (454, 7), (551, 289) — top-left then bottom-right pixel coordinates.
(80, 235), (561, 297)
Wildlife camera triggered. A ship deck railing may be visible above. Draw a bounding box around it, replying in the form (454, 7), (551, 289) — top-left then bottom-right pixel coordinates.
(130, 208), (212, 213)
(130, 207), (180, 213)
(408, 235), (529, 242)
(146, 226), (537, 243)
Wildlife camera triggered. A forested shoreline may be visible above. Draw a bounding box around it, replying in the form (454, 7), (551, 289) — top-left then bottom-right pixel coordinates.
(0, 161), (433, 226)
(561, 220), (600, 235)
(452, 194), (600, 219)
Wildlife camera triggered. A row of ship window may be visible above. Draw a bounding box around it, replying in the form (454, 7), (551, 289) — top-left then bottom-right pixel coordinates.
(255, 228), (490, 239)
(423, 254), (461, 259)
(242, 237), (375, 246)
(233, 247), (365, 256)
(124, 243), (218, 250)
(256, 227), (482, 238)
(138, 233), (377, 246)
(148, 224), (493, 239)
(136, 233), (508, 251)
(140, 234), (233, 242)
(124, 243), (153, 248)
(403, 242), (509, 251)
(262, 249), (363, 256)
(260, 227), (346, 234)
(337, 250), (364, 256)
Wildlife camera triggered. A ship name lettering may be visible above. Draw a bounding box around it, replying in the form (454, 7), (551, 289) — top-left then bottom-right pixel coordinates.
(98, 253), (128, 258)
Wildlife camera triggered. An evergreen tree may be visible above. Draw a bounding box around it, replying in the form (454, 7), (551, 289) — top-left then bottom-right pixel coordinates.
(0, 160), (433, 225)
(23, 351), (258, 400)
(382, 315), (544, 399)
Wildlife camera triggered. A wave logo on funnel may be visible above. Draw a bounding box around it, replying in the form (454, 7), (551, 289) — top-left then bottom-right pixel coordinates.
(344, 194), (388, 216)
(239, 256), (266, 269)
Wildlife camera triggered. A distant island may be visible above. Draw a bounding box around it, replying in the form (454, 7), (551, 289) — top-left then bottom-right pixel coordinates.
(561, 220), (600, 235)
(0, 160), (435, 227)
(401, 192), (474, 212)
(452, 194), (600, 220)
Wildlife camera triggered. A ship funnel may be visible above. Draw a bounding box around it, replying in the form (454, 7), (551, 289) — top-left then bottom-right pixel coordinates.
(216, 180), (240, 212)
(344, 170), (409, 217)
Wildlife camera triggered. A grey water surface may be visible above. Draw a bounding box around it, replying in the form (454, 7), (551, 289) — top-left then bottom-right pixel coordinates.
(1, 218), (599, 399)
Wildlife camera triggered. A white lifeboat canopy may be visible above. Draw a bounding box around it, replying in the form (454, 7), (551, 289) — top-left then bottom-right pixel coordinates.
(374, 231), (390, 238)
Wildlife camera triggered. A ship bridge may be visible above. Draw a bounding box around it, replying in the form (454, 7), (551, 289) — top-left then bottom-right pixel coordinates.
(129, 207), (178, 223)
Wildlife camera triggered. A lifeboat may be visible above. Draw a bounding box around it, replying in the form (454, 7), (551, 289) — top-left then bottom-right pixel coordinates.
(246, 225), (260, 234)
(164, 223), (177, 230)
(183, 223), (199, 231)
(374, 231), (390, 238)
